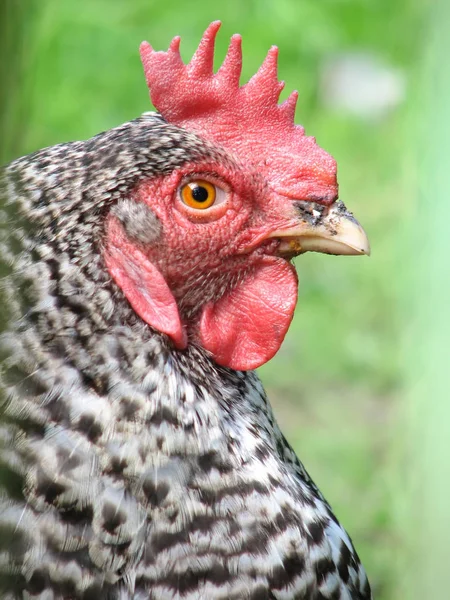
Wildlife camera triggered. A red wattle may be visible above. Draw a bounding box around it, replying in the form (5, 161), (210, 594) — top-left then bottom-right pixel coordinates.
(104, 217), (187, 349)
(199, 257), (298, 371)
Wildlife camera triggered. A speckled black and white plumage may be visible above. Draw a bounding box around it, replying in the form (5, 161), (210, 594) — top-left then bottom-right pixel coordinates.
(0, 113), (371, 599)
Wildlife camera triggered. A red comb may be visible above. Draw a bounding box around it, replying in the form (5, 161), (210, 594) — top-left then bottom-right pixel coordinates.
(140, 22), (337, 203)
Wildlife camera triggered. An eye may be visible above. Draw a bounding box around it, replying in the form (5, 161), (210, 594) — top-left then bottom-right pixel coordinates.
(180, 180), (220, 210)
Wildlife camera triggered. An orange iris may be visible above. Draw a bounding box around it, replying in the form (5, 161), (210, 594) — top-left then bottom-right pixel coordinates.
(181, 180), (216, 209)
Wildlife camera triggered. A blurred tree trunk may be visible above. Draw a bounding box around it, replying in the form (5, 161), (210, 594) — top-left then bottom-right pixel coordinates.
(0, 0), (39, 164)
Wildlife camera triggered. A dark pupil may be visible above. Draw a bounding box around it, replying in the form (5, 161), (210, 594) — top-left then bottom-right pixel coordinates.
(192, 185), (209, 203)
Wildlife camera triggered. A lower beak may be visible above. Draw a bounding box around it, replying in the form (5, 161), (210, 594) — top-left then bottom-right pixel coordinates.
(271, 200), (370, 257)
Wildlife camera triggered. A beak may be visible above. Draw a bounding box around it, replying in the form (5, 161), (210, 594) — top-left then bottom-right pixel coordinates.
(270, 200), (370, 257)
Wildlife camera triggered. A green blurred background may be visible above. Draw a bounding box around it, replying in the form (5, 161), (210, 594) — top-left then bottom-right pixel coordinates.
(2, 0), (446, 598)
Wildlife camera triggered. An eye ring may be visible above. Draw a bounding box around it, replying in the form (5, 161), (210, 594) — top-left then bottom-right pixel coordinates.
(180, 180), (217, 209)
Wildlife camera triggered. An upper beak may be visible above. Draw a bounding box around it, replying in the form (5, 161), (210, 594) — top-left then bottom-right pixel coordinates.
(270, 200), (370, 257)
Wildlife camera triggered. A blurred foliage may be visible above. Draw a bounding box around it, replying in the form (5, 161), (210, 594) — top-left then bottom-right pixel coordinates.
(1, 1), (426, 598)
(400, 0), (450, 597)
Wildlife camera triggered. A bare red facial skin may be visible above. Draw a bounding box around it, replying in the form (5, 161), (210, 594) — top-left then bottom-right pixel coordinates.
(104, 159), (302, 370)
(104, 23), (340, 371)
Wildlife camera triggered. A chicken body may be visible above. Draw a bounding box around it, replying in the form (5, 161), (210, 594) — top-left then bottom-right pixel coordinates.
(0, 113), (370, 599)
(0, 20), (372, 599)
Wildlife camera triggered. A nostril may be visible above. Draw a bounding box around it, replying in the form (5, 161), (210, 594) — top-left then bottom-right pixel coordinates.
(293, 200), (329, 225)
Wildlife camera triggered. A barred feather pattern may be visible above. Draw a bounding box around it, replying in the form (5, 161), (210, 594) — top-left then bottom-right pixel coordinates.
(0, 113), (371, 599)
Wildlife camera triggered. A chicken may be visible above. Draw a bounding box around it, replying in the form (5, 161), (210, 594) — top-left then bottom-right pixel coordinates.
(0, 22), (371, 600)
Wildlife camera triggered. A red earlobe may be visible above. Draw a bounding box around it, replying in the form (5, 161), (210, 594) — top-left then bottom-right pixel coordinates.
(104, 217), (187, 349)
(199, 257), (298, 371)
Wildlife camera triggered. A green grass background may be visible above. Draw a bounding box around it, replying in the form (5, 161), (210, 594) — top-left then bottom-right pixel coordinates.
(1, 1), (433, 598)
